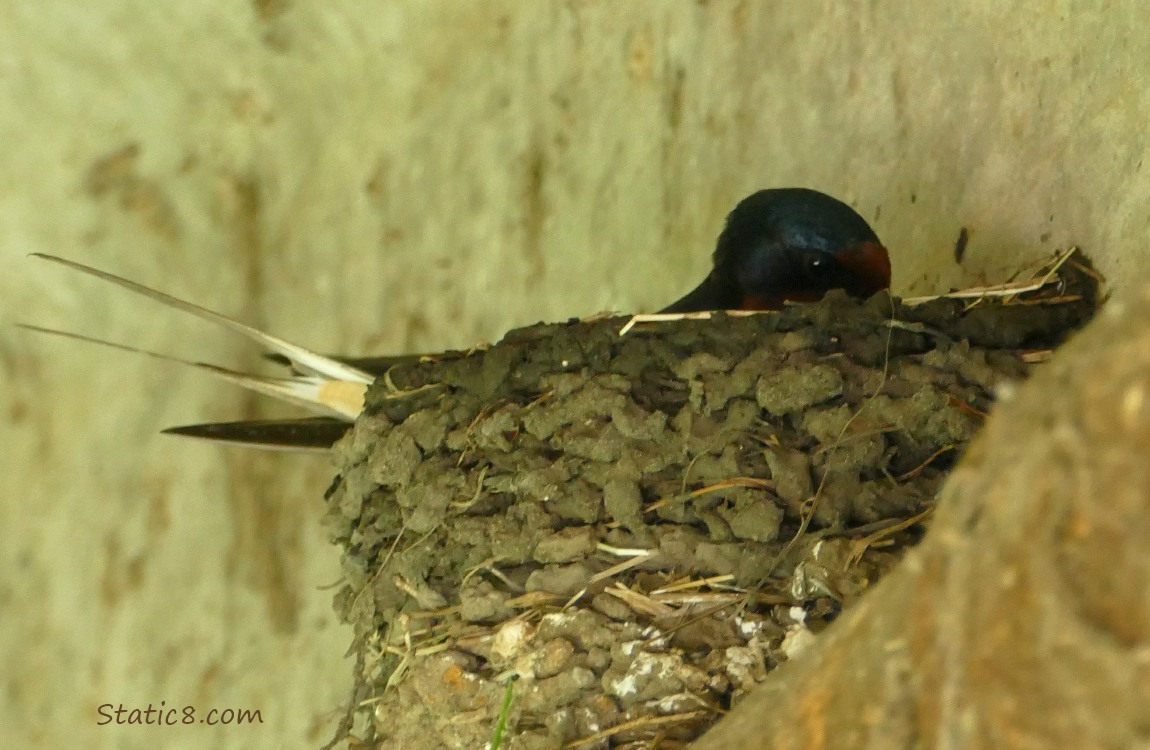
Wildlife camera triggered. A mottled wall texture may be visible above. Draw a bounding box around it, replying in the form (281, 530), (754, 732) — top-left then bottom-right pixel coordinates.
(2, 2), (1146, 748)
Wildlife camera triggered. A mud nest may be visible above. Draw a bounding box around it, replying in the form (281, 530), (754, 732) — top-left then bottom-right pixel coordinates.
(322, 253), (1100, 749)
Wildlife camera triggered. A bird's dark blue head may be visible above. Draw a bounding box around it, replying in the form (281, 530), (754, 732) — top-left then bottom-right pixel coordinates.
(661, 187), (891, 313)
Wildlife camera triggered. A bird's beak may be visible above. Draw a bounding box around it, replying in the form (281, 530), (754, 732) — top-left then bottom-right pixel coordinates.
(834, 241), (892, 295)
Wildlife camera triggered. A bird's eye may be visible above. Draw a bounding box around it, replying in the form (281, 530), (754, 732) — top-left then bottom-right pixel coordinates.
(806, 254), (832, 277)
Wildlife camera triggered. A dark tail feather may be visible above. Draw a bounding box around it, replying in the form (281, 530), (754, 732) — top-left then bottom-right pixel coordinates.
(162, 417), (351, 452)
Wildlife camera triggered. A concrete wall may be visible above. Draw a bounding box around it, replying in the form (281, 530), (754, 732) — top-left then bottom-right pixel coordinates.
(2, 2), (1146, 747)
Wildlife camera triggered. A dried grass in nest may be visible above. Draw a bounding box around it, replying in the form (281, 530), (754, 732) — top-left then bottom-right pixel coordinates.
(322, 249), (1102, 750)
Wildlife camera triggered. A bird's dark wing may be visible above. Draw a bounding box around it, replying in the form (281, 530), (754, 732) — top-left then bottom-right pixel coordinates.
(658, 273), (738, 314)
(162, 417), (351, 452)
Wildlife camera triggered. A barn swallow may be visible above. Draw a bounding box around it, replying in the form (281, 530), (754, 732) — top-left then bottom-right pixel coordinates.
(26, 188), (890, 450)
(662, 188), (889, 312)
